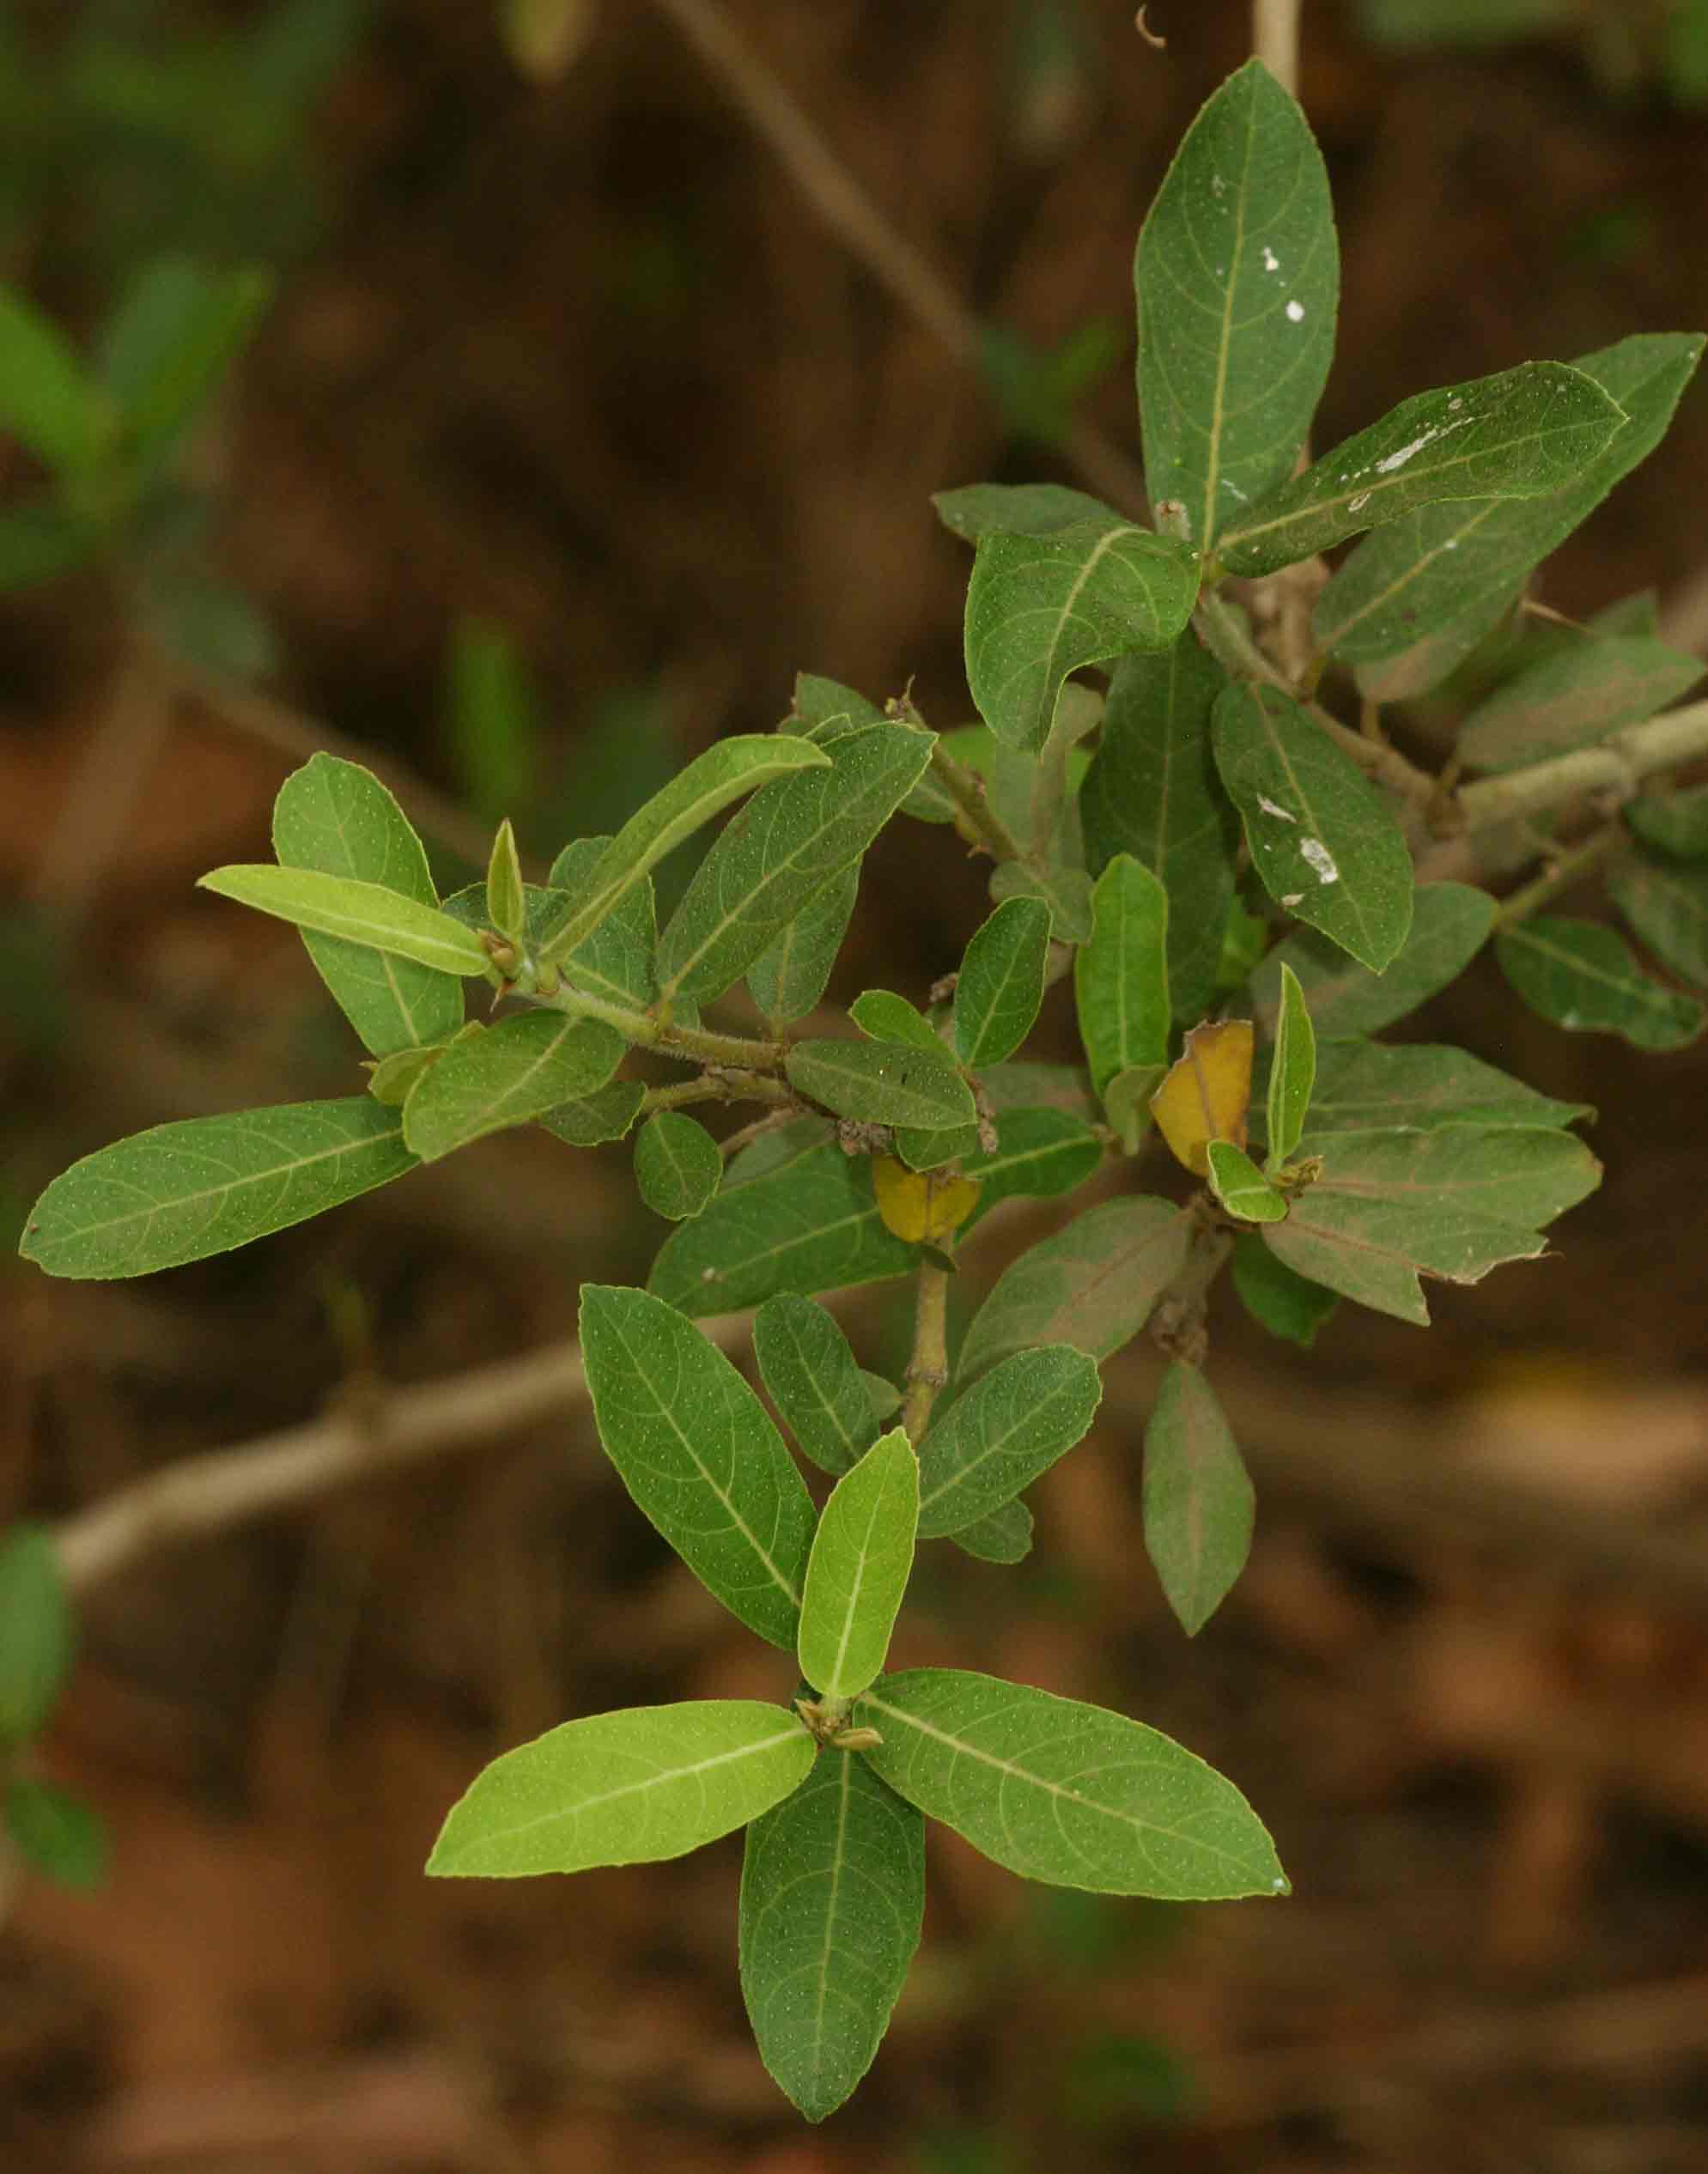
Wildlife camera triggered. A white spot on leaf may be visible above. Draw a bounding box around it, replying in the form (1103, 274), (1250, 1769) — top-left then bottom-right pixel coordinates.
(1261, 246), (1279, 271)
(1374, 428), (1438, 475)
(1299, 838), (1340, 884)
(1347, 491), (1371, 513)
(1280, 892), (1304, 908)
(1256, 793), (1297, 822)
(1286, 300), (1305, 323)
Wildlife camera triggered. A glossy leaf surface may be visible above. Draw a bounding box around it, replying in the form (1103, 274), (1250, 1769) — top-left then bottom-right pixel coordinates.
(198, 865), (491, 977)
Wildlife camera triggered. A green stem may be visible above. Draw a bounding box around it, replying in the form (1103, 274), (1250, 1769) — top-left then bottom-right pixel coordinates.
(1458, 699), (1708, 837)
(537, 980), (786, 1072)
(929, 741), (1026, 865)
(901, 1262), (951, 1445)
(639, 1071), (799, 1118)
(1492, 825), (1625, 931)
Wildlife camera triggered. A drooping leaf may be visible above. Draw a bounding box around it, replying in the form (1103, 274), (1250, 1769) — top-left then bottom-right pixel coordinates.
(951, 1499), (1035, 1565)
(1496, 914), (1705, 1049)
(4, 1778), (108, 1888)
(954, 897), (1052, 1067)
(1295, 1039), (1593, 1141)
(1231, 1233), (1338, 1345)
(20, 1100), (416, 1278)
(740, 1749), (924, 2122)
(747, 861), (860, 1023)
(634, 1111), (723, 1219)
(427, 1699), (816, 1875)
(0, 281), (107, 471)
(848, 989), (943, 1053)
(786, 1039), (976, 1133)
(1213, 684), (1413, 971)
(580, 1285), (817, 1648)
(1150, 1019), (1255, 1176)
(961, 1108), (1103, 1229)
(754, 1296), (879, 1479)
(1626, 781), (1708, 861)
(1265, 962), (1315, 1170)
(1250, 882), (1495, 1039)
(198, 865), (493, 977)
(1074, 855), (1170, 1097)
(1609, 857), (1708, 988)
(916, 1347), (1102, 1539)
(403, 1011), (623, 1161)
(1206, 1140), (1286, 1222)
(933, 481), (1116, 542)
(798, 1430), (918, 1701)
(538, 1078), (647, 1147)
(1134, 58), (1337, 549)
(1142, 1363), (1255, 1636)
(860, 1670), (1286, 1898)
(872, 1157), (982, 1243)
(0, 1525), (73, 1744)
(1457, 637), (1703, 774)
(959, 1196), (1194, 1380)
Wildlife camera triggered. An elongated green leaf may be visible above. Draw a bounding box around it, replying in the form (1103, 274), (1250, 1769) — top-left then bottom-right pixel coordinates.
(1458, 637), (1703, 774)
(538, 735), (830, 965)
(788, 673), (885, 740)
(1142, 1363), (1255, 1636)
(1251, 882), (1494, 1038)
(580, 1285), (816, 1647)
(198, 865), (491, 977)
(955, 897), (1051, 1067)
(965, 521), (1199, 754)
(933, 481), (1116, 542)
(1104, 1062), (1169, 1155)
(747, 861), (859, 1023)
(1315, 334), (1704, 692)
(916, 1347), (1101, 1539)
(787, 1039), (976, 1132)
(428, 1699), (815, 1876)
(754, 1297), (878, 1479)
(20, 1100), (416, 1278)
(1215, 362), (1626, 578)
(848, 988), (942, 1053)
(1135, 58), (1337, 549)
(5, 1777), (108, 1888)
(961, 1107), (1103, 1230)
(272, 754), (464, 1058)
(1497, 914), (1705, 1048)
(1231, 1234), (1338, 1346)
(100, 258), (272, 457)
(960, 1196), (1194, 1380)
(951, 1499), (1035, 1564)
(0, 282), (107, 471)
(1609, 857), (1708, 987)
(1213, 684), (1413, 970)
(1296, 1039), (1591, 1141)
(659, 725), (932, 1001)
(1075, 855), (1170, 1098)
(989, 859), (1094, 943)
(1207, 1140), (1286, 1222)
(1627, 781), (1708, 861)
(1081, 636), (1240, 1026)
(538, 1078), (646, 1147)
(740, 1748), (924, 2122)
(403, 1012), (623, 1161)
(0, 1525), (73, 1743)
(1265, 962), (1315, 1169)
(798, 1430), (918, 1700)
(485, 817), (526, 942)
(634, 1111), (722, 1219)
(860, 1670), (1286, 1898)
(538, 839), (657, 1010)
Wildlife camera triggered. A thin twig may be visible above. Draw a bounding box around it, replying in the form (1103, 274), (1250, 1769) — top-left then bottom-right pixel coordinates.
(928, 739), (1027, 864)
(1457, 699), (1708, 835)
(1491, 825), (1625, 930)
(1251, 0), (1304, 96)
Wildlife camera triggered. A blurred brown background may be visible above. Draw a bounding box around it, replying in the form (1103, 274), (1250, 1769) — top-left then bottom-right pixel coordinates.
(5, 3), (1708, 2170)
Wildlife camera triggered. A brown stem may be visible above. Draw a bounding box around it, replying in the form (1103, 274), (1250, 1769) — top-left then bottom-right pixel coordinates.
(901, 1263), (951, 1445)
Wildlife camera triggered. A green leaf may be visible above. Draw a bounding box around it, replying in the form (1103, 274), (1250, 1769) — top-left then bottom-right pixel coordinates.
(580, 1284), (816, 1648)
(964, 521), (1200, 753)
(445, 618), (539, 821)
(1231, 1234), (1338, 1345)
(428, 1699), (815, 1876)
(1074, 854), (1170, 1097)
(538, 839), (658, 1011)
(1297, 1038), (1592, 1141)
(933, 481), (1115, 542)
(740, 1748), (924, 2122)
(1206, 1139), (1286, 1222)
(989, 859), (1094, 944)
(0, 1525), (73, 1743)
(916, 1347), (1101, 1539)
(1134, 58), (1337, 550)
(1627, 781), (1708, 861)
(1081, 636), (1240, 1026)
(753, 1296), (879, 1479)
(959, 1196), (1194, 1380)
(272, 754), (465, 1059)
(198, 865), (492, 978)
(961, 1107), (1103, 1229)
(1213, 684), (1413, 971)
(1142, 1363), (1255, 1635)
(634, 1111), (723, 1219)
(20, 1100), (416, 1278)
(788, 672), (886, 740)
(0, 281), (107, 471)
(747, 861), (859, 1024)
(1496, 914), (1705, 1049)
(798, 1430), (918, 1701)
(954, 897), (1051, 1067)
(100, 257), (272, 458)
(786, 1039), (976, 1133)
(484, 817), (527, 943)
(403, 1012), (623, 1162)
(1315, 334), (1704, 693)
(1265, 962), (1315, 1170)
(1609, 857), (1708, 987)
(1103, 1063), (1169, 1154)
(951, 1499), (1036, 1565)
(983, 1060), (1102, 1125)
(537, 735), (830, 966)
(0, 499), (97, 592)
(1215, 362), (1626, 578)
(1251, 882), (1495, 1037)
(848, 988), (943, 1053)
(538, 1078), (647, 1147)
(860, 1670), (1286, 1899)
(659, 725), (933, 1001)
(1457, 637), (1703, 774)
(4, 1778), (108, 1888)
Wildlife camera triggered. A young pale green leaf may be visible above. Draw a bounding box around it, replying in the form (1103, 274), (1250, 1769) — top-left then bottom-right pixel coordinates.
(0, 1525), (73, 1744)
(538, 1078), (647, 1147)
(485, 817), (527, 942)
(273, 753), (465, 1058)
(1496, 915), (1705, 1050)
(20, 1101), (416, 1279)
(198, 866), (493, 977)
(1609, 858), (1708, 988)
(1251, 882), (1495, 1039)
(537, 735), (829, 965)
(428, 1700), (816, 1876)
(959, 1196), (1194, 1380)
(1214, 362), (1627, 578)
(5, 1778), (108, 1888)
(580, 1285), (816, 1648)
(961, 1107), (1103, 1230)
(933, 481), (1117, 542)
(1134, 58), (1337, 549)
(753, 1296), (879, 1479)
(403, 1012), (623, 1162)
(951, 1499), (1035, 1564)
(1315, 334), (1704, 693)
(788, 672), (885, 740)
(1081, 637), (1240, 1026)
(1207, 1140), (1287, 1223)
(1265, 962), (1315, 1170)
(1457, 638), (1703, 774)
(659, 725), (933, 1002)
(916, 1347), (1101, 1539)
(1231, 1234), (1338, 1346)
(1627, 781), (1708, 861)
(954, 897), (1051, 1067)
(1074, 855), (1170, 1096)
(0, 282), (108, 471)
(860, 1670), (1286, 1899)
(989, 859), (1094, 944)
(1213, 684), (1413, 971)
(964, 521), (1199, 754)
(1142, 1363), (1255, 1636)
(848, 989), (942, 1053)
(798, 1430), (918, 1701)
(740, 1748), (924, 2122)
(786, 1039), (976, 1133)
(747, 861), (860, 1023)
(634, 1112), (723, 1220)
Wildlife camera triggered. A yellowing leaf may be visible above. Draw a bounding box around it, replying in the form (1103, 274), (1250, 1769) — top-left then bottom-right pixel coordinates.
(1150, 1020), (1254, 1175)
(872, 1155), (981, 1243)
